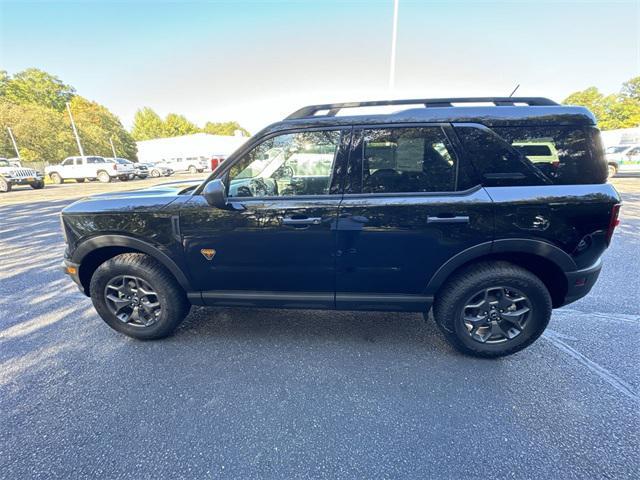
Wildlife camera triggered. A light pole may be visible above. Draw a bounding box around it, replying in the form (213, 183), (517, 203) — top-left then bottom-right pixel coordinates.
(6, 127), (20, 159)
(66, 102), (85, 157)
(389, 0), (399, 90)
(109, 136), (117, 158)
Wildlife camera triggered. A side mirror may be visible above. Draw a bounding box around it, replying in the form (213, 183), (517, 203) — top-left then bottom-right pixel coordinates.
(203, 179), (227, 208)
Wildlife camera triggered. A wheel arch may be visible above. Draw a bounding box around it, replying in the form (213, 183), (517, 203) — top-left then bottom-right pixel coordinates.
(72, 235), (192, 296)
(426, 239), (574, 308)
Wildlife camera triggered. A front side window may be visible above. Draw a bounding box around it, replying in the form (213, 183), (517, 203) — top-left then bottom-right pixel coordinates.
(227, 130), (342, 197)
(359, 127), (457, 193)
(62, 158), (74, 166)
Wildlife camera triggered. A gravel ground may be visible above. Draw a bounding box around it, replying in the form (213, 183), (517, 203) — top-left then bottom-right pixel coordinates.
(0, 177), (638, 479)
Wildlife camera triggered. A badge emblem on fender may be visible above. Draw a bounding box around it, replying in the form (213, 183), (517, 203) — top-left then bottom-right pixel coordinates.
(200, 248), (216, 261)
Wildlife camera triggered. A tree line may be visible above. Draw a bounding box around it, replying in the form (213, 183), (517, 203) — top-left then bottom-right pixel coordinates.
(130, 108), (250, 141)
(0, 68), (250, 164)
(562, 77), (640, 130)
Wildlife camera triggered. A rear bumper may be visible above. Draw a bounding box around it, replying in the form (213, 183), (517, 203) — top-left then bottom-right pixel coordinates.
(562, 258), (602, 306)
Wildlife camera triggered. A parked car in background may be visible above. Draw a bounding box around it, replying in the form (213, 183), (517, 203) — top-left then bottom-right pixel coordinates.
(0, 157), (45, 192)
(160, 156), (208, 174)
(46, 156), (121, 183)
(104, 158), (136, 181)
(142, 162), (174, 178)
(605, 144), (640, 176)
(131, 161), (149, 179)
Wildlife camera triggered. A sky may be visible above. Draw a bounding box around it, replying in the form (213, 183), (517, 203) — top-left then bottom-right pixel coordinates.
(1, 0), (639, 133)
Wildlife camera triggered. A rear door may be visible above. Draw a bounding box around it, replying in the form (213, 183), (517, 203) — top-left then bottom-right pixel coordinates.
(335, 124), (493, 311)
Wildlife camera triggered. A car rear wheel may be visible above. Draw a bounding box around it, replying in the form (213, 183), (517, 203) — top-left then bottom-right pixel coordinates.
(433, 261), (551, 358)
(30, 180), (45, 189)
(607, 163), (618, 178)
(97, 170), (111, 183)
(50, 172), (63, 184)
(89, 253), (191, 340)
(0, 177), (12, 193)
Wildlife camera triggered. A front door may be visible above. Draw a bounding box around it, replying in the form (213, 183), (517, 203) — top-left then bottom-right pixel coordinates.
(335, 124), (493, 311)
(180, 128), (350, 308)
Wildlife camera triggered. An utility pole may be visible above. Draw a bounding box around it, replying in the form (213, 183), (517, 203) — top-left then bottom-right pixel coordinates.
(6, 127), (20, 159)
(109, 136), (117, 158)
(66, 102), (85, 157)
(389, 0), (400, 90)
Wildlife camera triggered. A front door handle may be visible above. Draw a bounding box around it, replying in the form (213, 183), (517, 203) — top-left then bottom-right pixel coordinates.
(427, 215), (470, 224)
(282, 217), (322, 226)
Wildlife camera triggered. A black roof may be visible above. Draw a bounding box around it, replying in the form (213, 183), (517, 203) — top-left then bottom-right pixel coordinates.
(257, 97), (597, 137)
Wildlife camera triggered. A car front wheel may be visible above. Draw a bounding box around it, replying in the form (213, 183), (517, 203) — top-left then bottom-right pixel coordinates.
(30, 180), (45, 189)
(607, 163), (618, 178)
(433, 261), (551, 358)
(50, 172), (63, 184)
(89, 253), (191, 340)
(0, 177), (12, 193)
(188, 165), (197, 174)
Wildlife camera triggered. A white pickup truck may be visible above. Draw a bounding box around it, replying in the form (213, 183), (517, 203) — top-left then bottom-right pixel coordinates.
(45, 156), (132, 183)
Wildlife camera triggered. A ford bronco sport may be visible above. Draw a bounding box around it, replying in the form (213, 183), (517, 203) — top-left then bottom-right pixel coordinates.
(60, 97), (621, 357)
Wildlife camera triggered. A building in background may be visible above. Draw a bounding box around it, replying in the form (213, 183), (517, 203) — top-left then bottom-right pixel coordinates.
(136, 133), (249, 171)
(600, 127), (640, 148)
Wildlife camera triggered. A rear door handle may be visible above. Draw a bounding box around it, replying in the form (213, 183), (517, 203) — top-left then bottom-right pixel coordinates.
(427, 215), (470, 224)
(282, 217), (322, 226)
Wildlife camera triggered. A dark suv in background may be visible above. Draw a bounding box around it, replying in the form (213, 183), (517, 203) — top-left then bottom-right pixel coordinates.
(60, 97), (621, 357)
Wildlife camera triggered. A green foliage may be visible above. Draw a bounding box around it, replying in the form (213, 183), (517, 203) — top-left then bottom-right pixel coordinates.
(131, 108), (250, 140)
(131, 107), (165, 140)
(202, 121), (250, 137)
(0, 98), (75, 162)
(163, 113), (200, 137)
(0, 68), (136, 163)
(3, 68), (75, 111)
(563, 77), (640, 130)
(69, 97), (137, 159)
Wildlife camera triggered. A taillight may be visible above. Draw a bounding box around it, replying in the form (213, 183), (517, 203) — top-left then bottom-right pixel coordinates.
(112, 164), (117, 170)
(606, 203), (621, 245)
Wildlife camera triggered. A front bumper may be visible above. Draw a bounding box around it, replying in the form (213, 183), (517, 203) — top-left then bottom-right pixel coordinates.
(7, 175), (43, 185)
(562, 258), (602, 306)
(61, 259), (84, 293)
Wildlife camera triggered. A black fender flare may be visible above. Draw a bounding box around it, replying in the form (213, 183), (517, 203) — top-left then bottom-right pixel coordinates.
(425, 238), (576, 294)
(72, 235), (192, 291)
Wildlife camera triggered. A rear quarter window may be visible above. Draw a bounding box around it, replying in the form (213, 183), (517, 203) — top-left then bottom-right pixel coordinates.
(455, 125), (607, 186)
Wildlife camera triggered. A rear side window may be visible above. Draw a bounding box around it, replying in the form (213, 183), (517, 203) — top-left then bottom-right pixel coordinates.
(358, 127), (457, 193)
(455, 125), (607, 185)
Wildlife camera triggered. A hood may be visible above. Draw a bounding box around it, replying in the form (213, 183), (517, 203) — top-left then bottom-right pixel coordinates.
(62, 180), (202, 214)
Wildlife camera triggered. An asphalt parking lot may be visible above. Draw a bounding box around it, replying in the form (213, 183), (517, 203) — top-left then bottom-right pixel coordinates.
(1, 177), (638, 479)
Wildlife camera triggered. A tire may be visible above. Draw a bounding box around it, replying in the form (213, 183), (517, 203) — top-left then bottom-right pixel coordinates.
(50, 172), (63, 184)
(150, 169), (160, 177)
(76, 178), (85, 183)
(433, 261), (552, 358)
(119, 175), (129, 181)
(97, 170), (111, 183)
(0, 177), (11, 193)
(607, 163), (618, 178)
(30, 180), (45, 189)
(89, 253), (191, 340)
(188, 165), (197, 174)
(138, 174), (148, 179)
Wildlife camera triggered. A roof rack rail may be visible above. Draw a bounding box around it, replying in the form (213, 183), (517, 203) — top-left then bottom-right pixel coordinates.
(286, 97), (559, 120)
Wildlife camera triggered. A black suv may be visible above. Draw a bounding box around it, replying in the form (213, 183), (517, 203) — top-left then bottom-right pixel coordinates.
(60, 97), (621, 357)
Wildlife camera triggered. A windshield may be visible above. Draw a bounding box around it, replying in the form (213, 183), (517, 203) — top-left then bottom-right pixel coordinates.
(606, 146), (629, 154)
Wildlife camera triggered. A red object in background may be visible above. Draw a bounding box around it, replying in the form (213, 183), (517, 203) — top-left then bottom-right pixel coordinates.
(606, 203), (621, 245)
(210, 156), (224, 171)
